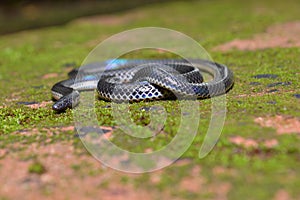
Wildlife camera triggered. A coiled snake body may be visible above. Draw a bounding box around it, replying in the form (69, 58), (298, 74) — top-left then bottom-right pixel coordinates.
(51, 59), (234, 112)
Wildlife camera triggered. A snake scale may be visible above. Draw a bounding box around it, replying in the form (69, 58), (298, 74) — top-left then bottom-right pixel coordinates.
(51, 59), (234, 112)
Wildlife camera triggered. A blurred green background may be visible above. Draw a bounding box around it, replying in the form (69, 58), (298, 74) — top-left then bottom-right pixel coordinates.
(0, 0), (299, 199)
(0, 0), (174, 34)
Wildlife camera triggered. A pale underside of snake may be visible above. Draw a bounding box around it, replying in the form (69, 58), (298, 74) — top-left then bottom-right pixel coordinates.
(51, 59), (234, 112)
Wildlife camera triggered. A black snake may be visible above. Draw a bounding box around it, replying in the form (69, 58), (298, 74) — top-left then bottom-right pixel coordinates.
(51, 59), (234, 112)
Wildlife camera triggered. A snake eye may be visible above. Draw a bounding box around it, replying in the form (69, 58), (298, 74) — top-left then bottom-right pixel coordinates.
(52, 102), (64, 112)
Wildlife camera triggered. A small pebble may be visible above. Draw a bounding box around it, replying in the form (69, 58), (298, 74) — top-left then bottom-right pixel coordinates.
(63, 62), (76, 68)
(32, 85), (44, 89)
(17, 101), (38, 105)
(249, 82), (261, 86)
(267, 89), (278, 93)
(140, 106), (151, 112)
(267, 101), (277, 105)
(252, 74), (278, 79)
(101, 105), (111, 108)
(140, 106), (162, 112)
(81, 126), (109, 133)
(267, 82), (291, 87)
(182, 112), (190, 116)
(294, 94), (300, 99)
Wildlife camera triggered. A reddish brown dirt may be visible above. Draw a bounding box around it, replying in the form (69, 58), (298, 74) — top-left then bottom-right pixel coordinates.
(42, 73), (58, 79)
(12, 126), (75, 137)
(25, 101), (52, 109)
(263, 139), (279, 148)
(229, 136), (279, 149)
(214, 21), (300, 51)
(0, 142), (159, 200)
(179, 166), (204, 193)
(212, 166), (237, 177)
(273, 189), (292, 200)
(229, 136), (258, 148)
(254, 115), (300, 135)
(0, 133), (232, 200)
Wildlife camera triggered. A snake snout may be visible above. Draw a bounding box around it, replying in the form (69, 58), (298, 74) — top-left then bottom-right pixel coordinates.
(52, 91), (80, 112)
(52, 102), (65, 112)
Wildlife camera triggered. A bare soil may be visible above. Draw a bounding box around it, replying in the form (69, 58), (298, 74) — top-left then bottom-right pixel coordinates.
(214, 21), (300, 51)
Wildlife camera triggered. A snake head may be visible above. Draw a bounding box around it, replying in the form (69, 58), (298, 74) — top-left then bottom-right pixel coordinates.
(52, 91), (80, 112)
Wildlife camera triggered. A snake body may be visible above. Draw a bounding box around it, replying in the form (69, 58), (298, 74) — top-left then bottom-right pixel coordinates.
(51, 59), (234, 112)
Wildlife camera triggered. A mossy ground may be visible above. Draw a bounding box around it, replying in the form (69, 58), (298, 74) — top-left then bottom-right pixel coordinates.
(0, 0), (299, 199)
